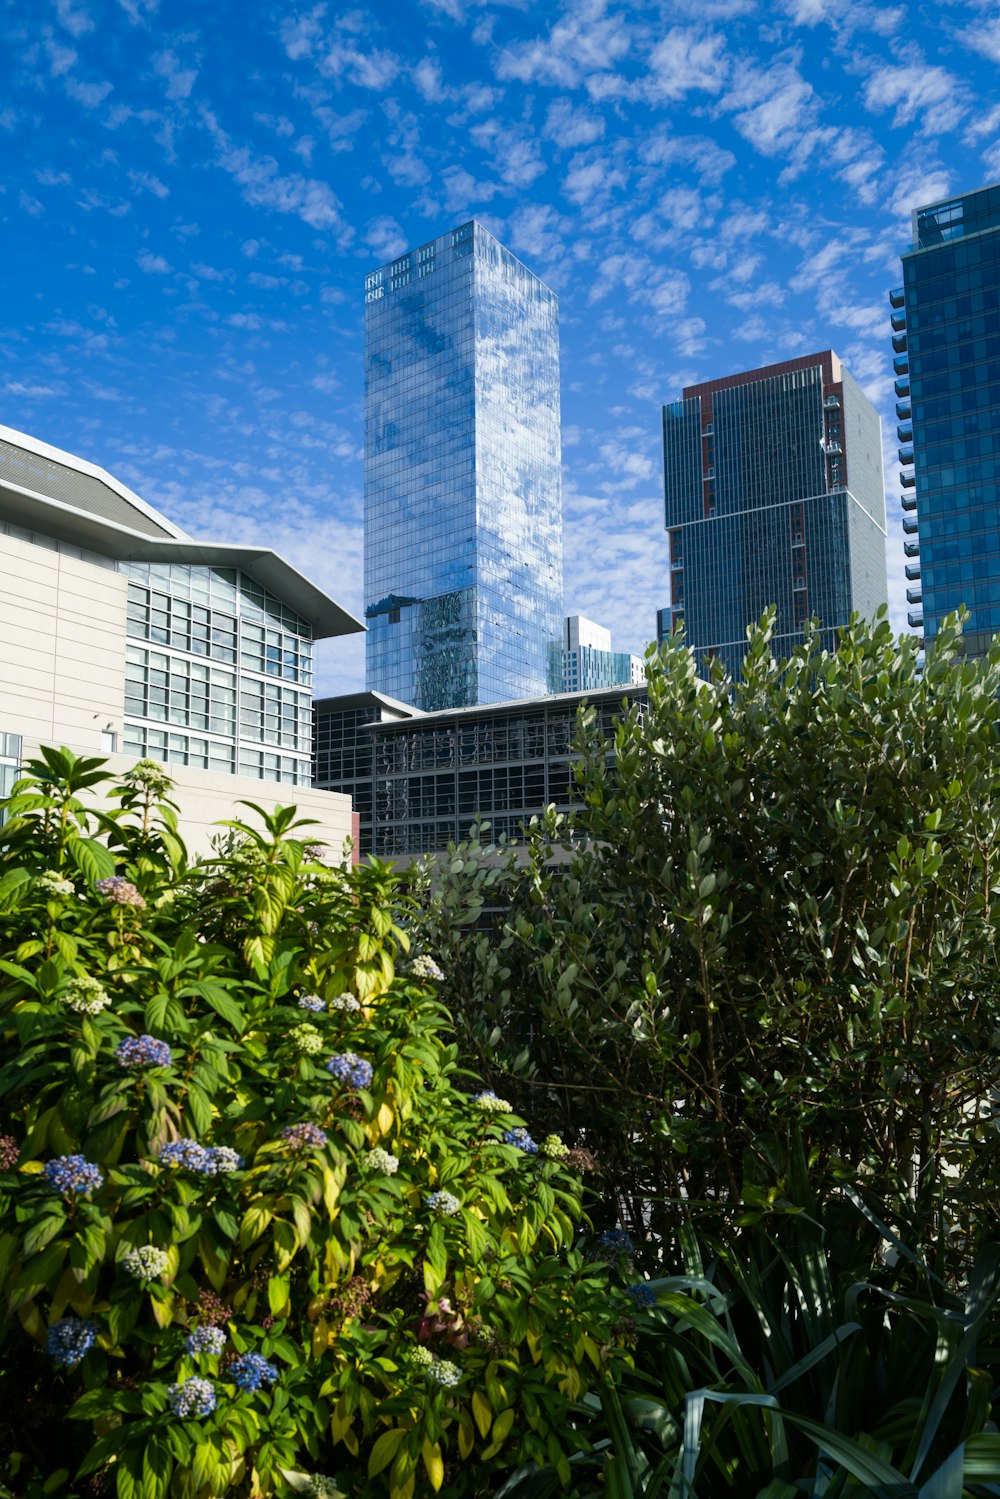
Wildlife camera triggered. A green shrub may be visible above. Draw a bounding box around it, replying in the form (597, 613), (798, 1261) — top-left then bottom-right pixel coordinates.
(497, 1151), (1000, 1497)
(0, 750), (624, 1499)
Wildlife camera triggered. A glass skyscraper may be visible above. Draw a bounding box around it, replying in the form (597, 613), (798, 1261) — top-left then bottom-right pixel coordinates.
(892, 181), (1000, 656)
(363, 220), (563, 711)
(661, 352), (888, 678)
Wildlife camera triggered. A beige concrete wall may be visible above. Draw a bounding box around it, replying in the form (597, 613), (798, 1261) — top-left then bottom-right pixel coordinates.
(0, 532), (127, 750)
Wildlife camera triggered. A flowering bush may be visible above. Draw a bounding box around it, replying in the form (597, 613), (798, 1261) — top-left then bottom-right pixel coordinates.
(0, 749), (626, 1496)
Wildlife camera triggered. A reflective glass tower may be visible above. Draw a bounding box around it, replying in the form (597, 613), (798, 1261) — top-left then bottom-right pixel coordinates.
(662, 352), (887, 678)
(364, 220), (563, 710)
(892, 182), (1000, 656)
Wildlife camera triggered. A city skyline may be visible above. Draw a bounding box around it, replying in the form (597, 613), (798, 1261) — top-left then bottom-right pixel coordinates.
(2, 0), (999, 691)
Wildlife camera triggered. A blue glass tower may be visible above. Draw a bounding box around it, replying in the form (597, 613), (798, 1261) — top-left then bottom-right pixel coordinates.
(364, 220), (563, 710)
(662, 352), (887, 678)
(892, 182), (1000, 656)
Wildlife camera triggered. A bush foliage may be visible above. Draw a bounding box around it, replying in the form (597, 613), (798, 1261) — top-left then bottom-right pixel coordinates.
(0, 750), (625, 1499)
(418, 610), (1000, 1269)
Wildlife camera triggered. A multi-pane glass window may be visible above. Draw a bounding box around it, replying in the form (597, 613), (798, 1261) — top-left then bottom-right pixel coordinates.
(900, 183), (1000, 655)
(364, 220), (563, 711)
(239, 679), (312, 751)
(125, 647), (237, 735)
(118, 562), (313, 783)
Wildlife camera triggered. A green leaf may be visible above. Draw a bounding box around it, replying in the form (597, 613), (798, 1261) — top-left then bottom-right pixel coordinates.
(68, 836), (117, 886)
(368, 1427), (407, 1478)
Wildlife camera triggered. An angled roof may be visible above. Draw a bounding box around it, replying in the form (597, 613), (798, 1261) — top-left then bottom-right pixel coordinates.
(0, 423), (364, 640)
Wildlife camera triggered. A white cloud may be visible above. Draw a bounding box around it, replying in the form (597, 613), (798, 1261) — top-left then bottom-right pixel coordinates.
(319, 41), (400, 91)
(153, 49), (197, 102)
(4, 381), (60, 397)
(495, 0), (632, 91)
(65, 77), (114, 109)
(728, 59), (815, 156)
(957, 17), (1000, 65)
(55, 0), (95, 36)
(646, 29), (730, 100)
(19, 191), (44, 217)
(543, 98), (605, 149)
(128, 170), (169, 198)
(138, 251), (172, 274)
(862, 60), (966, 134)
(365, 215), (408, 260)
(202, 111), (347, 234)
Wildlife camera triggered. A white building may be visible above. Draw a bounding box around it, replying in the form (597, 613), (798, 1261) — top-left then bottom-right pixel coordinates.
(0, 423), (362, 857)
(559, 614), (645, 694)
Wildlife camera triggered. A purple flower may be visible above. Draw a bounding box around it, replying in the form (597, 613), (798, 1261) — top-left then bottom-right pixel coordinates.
(167, 1377), (217, 1417)
(599, 1228), (635, 1257)
(43, 1154), (103, 1199)
(281, 1122), (328, 1150)
(0, 1135), (19, 1170)
(95, 876), (146, 910)
(297, 994), (326, 1013)
(47, 1316), (97, 1367)
(627, 1283), (657, 1310)
(229, 1352), (278, 1392)
(116, 1034), (172, 1069)
(325, 1052), (373, 1090)
(502, 1127), (538, 1155)
(159, 1139), (211, 1172)
(185, 1326), (226, 1356)
(157, 1140), (242, 1176)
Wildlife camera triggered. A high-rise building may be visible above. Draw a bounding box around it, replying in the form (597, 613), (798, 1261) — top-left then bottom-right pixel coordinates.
(364, 219), (563, 711)
(661, 352), (888, 677)
(891, 181), (1000, 656)
(557, 615), (645, 693)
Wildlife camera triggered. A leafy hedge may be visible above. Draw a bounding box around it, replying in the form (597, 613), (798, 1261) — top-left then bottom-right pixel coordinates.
(0, 750), (626, 1499)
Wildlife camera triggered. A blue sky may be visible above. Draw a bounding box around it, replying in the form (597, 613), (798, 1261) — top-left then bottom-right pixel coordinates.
(2, 0), (999, 692)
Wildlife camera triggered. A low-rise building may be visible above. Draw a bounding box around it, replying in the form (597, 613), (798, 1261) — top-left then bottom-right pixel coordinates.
(314, 683), (646, 859)
(0, 423), (362, 856)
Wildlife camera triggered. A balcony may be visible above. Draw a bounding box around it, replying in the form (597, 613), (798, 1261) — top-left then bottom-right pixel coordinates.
(898, 447), (914, 465)
(901, 470), (916, 487)
(897, 424), (913, 444)
(902, 514), (919, 534)
(908, 612), (924, 629)
(823, 394), (841, 409)
(890, 312), (907, 332)
(896, 401), (912, 421)
(901, 493), (917, 511)
(895, 378), (910, 399)
(904, 539), (920, 557)
(905, 564), (921, 581)
(907, 587), (923, 606)
(823, 440), (843, 455)
(889, 287), (905, 309)
(892, 333), (908, 355)
(893, 355), (909, 376)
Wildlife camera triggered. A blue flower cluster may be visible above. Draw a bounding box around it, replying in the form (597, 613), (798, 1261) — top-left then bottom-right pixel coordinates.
(230, 1352), (278, 1391)
(599, 1228), (635, 1257)
(325, 1052), (373, 1090)
(43, 1154), (103, 1199)
(626, 1282), (657, 1309)
(167, 1377), (217, 1418)
(115, 1034), (172, 1069)
(425, 1190), (461, 1216)
(158, 1139), (243, 1175)
(282, 1122), (328, 1150)
(46, 1317), (97, 1367)
(502, 1127), (539, 1154)
(297, 994), (326, 1012)
(185, 1326), (227, 1356)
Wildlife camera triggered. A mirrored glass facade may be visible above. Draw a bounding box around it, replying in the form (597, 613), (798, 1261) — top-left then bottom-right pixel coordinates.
(662, 352), (887, 678)
(119, 560), (314, 784)
(364, 221), (563, 711)
(894, 182), (1000, 656)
